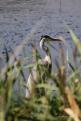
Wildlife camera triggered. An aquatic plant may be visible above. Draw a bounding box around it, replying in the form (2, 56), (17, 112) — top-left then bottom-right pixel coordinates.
(0, 28), (81, 121)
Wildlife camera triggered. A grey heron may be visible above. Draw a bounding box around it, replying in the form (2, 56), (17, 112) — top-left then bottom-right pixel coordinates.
(25, 35), (62, 98)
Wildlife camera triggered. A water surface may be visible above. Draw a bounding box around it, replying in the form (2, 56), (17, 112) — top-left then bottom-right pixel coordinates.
(0, 0), (81, 69)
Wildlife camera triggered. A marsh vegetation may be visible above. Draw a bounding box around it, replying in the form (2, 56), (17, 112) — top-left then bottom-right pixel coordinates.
(0, 27), (81, 121)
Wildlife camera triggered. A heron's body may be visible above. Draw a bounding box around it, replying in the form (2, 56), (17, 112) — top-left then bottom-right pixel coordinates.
(25, 35), (61, 98)
(25, 55), (52, 98)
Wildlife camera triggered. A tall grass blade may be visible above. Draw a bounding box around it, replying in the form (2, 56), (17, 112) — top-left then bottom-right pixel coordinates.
(67, 26), (81, 54)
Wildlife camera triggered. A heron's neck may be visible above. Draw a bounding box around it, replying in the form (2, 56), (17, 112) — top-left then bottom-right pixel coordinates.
(44, 51), (52, 73)
(40, 38), (52, 72)
(43, 45), (51, 57)
(40, 38), (51, 63)
(43, 46), (52, 64)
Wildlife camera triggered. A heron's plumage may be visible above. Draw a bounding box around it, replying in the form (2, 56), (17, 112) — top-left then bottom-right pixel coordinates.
(25, 35), (61, 98)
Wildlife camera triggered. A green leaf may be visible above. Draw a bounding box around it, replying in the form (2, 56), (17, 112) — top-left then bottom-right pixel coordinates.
(37, 83), (56, 91)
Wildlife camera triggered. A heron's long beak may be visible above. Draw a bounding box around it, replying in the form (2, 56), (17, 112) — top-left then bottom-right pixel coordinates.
(48, 36), (62, 42)
(48, 37), (62, 51)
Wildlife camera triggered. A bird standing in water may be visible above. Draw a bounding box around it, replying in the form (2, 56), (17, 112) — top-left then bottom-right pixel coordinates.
(25, 35), (61, 98)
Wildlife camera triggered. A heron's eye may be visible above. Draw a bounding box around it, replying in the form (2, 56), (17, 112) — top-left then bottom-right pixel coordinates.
(41, 35), (44, 39)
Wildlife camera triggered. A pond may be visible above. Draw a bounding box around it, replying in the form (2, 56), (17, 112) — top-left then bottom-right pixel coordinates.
(0, 0), (81, 71)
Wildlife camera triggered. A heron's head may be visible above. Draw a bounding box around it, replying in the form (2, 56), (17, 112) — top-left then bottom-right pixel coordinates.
(40, 35), (62, 49)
